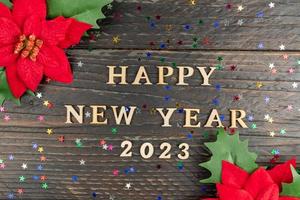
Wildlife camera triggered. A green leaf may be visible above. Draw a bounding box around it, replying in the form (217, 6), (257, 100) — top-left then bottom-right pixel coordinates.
(0, 68), (20, 106)
(281, 166), (300, 197)
(199, 129), (258, 183)
(0, 0), (12, 8)
(47, 0), (113, 28)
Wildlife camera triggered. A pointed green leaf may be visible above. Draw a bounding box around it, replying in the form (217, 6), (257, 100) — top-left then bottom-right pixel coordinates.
(281, 166), (300, 197)
(0, 0), (12, 8)
(47, 0), (113, 28)
(0, 68), (21, 105)
(199, 129), (258, 183)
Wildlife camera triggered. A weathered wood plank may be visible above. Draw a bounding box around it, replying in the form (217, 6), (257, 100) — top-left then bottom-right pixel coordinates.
(75, 0), (300, 51)
(0, 49), (298, 199)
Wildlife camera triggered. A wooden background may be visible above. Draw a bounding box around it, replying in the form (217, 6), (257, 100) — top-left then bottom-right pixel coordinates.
(0, 0), (300, 199)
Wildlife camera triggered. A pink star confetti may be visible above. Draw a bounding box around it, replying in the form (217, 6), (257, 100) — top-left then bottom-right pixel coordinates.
(17, 188), (24, 195)
(287, 105), (293, 111)
(99, 139), (106, 146)
(37, 115), (44, 121)
(4, 115), (10, 121)
(113, 169), (119, 176)
(282, 54), (289, 60)
(271, 68), (277, 74)
(108, 144), (113, 151)
(0, 106), (5, 112)
(0, 163), (6, 169)
(288, 68), (295, 74)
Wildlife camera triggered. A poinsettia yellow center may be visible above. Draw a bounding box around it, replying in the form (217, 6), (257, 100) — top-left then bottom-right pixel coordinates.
(14, 34), (43, 62)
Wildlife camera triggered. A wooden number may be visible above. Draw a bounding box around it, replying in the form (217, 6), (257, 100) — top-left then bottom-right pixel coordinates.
(159, 142), (171, 159)
(140, 142), (154, 159)
(120, 140), (133, 157)
(178, 143), (189, 160)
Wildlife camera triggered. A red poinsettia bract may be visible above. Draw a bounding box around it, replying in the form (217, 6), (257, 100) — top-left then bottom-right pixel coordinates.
(0, 0), (92, 97)
(204, 159), (299, 200)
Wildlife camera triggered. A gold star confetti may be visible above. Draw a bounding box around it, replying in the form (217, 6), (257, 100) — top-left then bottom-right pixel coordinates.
(43, 101), (49, 107)
(38, 147), (44, 153)
(189, 0), (196, 5)
(46, 129), (53, 135)
(268, 118), (274, 123)
(112, 36), (121, 44)
(165, 24), (173, 32)
(256, 82), (263, 89)
(270, 131), (275, 137)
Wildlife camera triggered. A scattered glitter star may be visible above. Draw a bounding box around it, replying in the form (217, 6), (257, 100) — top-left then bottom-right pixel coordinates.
(270, 131), (275, 137)
(41, 183), (48, 189)
(268, 118), (274, 123)
(237, 19), (244, 26)
(4, 115), (10, 121)
(279, 44), (285, 50)
(125, 183), (132, 190)
(103, 144), (108, 150)
(112, 36), (121, 44)
(38, 115), (44, 121)
(237, 5), (244, 11)
(21, 163), (27, 170)
(264, 114), (270, 120)
(269, 63), (275, 69)
(19, 176), (25, 182)
(43, 101), (49, 107)
(8, 155), (14, 160)
(32, 143), (38, 149)
(287, 105), (293, 111)
(17, 188), (23, 195)
(77, 61), (84, 67)
(113, 169), (119, 176)
(58, 136), (65, 143)
(46, 129), (53, 135)
(0, 106), (5, 112)
(288, 68), (295, 74)
(265, 96), (270, 103)
(292, 82), (298, 88)
(79, 159), (85, 165)
(256, 82), (263, 88)
(258, 42), (264, 49)
(7, 193), (14, 199)
(269, 2), (275, 8)
(36, 93), (42, 99)
(280, 129), (286, 135)
(38, 147), (44, 153)
(85, 111), (91, 118)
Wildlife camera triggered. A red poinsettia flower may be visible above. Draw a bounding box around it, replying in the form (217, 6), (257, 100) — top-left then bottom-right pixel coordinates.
(0, 0), (92, 97)
(203, 160), (299, 200)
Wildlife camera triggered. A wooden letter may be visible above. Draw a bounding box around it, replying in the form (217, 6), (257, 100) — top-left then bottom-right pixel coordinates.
(90, 105), (108, 125)
(107, 66), (128, 85)
(230, 109), (248, 128)
(204, 109), (224, 128)
(111, 106), (137, 125)
(184, 108), (201, 128)
(132, 66), (152, 85)
(65, 105), (85, 124)
(157, 66), (174, 85)
(196, 67), (216, 85)
(177, 66), (194, 85)
(156, 108), (177, 127)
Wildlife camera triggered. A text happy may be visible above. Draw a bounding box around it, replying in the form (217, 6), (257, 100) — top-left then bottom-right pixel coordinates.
(106, 66), (216, 85)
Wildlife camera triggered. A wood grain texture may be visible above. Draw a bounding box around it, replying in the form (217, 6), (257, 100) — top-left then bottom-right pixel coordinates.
(1, 0), (300, 199)
(77, 0), (300, 51)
